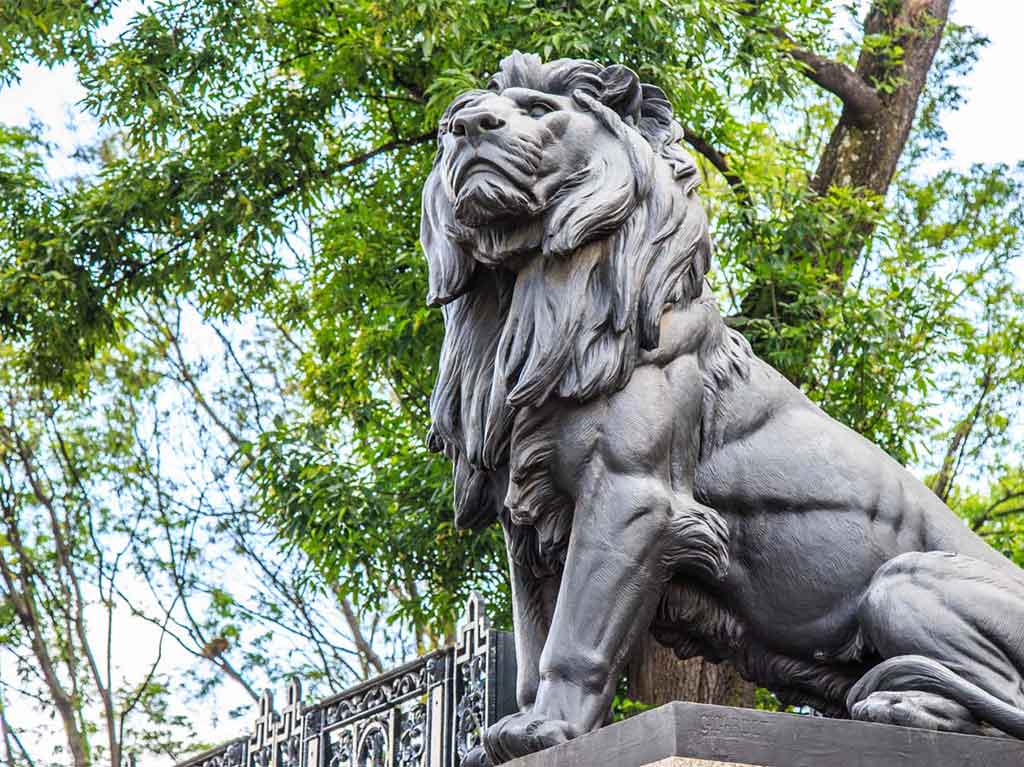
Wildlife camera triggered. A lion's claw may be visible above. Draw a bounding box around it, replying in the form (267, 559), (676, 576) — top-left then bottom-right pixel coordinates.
(462, 745), (492, 767)
(483, 712), (579, 763)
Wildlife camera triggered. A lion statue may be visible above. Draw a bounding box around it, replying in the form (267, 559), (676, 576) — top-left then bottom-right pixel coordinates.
(420, 52), (1024, 763)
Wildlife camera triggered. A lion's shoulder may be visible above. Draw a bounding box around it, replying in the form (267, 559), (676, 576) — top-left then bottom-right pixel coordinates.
(638, 296), (720, 366)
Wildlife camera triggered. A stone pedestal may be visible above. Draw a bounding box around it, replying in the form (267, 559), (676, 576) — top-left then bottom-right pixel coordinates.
(642, 760), (759, 767)
(502, 702), (1024, 767)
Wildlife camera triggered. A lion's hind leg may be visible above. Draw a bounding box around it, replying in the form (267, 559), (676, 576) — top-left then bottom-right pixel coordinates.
(849, 657), (1014, 737)
(851, 551), (1024, 737)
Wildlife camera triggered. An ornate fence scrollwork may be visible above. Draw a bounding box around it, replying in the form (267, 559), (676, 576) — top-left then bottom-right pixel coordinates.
(177, 738), (248, 767)
(250, 677), (304, 767)
(451, 593), (515, 764)
(176, 595), (516, 767)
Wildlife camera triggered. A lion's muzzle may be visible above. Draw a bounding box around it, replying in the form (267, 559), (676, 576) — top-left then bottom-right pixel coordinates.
(450, 103), (507, 143)
(441, 95), (546, 226)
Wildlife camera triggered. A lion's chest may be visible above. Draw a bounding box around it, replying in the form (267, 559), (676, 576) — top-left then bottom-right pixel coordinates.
(504, 361), (701, 560)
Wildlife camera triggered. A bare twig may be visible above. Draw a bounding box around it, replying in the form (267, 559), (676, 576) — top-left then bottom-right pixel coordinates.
(149, 303), (245, 448)
(0, 686), (37, 767)
(337, 592), (385, 677)
(931, 365), (994, 502)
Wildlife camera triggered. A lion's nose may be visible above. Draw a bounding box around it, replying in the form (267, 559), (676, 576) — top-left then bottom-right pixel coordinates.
(451, 108), (506, 138)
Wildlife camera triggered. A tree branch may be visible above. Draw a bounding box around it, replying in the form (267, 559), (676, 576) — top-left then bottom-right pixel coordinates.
(0, 487), (89, 766)
(932, 364), (994, 502)
(149, 303), (245, 449)
(970, 490), (1024, 532)
(291, 131), (438, 196)
(336, 592), (385, 677)
(682, 128), (750, 203)
(774, 28), (883, 127)
(0, 689), (36, 767)
(104, 131), (438, 294)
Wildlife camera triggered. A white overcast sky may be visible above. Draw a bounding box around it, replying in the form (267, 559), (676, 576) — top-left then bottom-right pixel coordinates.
(939, 3), (1024, 166)
(0, 0), (1021, 761)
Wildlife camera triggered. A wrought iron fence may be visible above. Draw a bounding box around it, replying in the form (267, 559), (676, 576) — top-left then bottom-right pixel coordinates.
(175, 593), (516, 767)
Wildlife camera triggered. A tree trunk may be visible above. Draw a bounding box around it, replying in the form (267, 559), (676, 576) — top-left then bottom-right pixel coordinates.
(739, 0), (953, 383)
(628, 632), (756, 710)
(811, 0), (952, 202)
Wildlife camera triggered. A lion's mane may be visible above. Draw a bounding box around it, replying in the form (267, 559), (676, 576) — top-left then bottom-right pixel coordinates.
(422, 53), (729, 533)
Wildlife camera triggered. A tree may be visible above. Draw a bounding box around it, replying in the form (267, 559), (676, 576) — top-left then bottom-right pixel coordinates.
(1, 0), (1023, 726)
(0, 297), (412, 764)
(0, 337), (205, 766)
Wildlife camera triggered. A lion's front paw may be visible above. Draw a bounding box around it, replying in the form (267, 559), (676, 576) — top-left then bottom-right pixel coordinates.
(483, 712), (579, 764)
(462, 745), (492, 767)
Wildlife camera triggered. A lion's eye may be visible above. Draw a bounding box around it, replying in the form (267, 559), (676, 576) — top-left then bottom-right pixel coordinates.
(528, 101), (554, 119)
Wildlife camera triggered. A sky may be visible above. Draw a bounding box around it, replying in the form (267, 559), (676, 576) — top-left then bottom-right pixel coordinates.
(940, 2), (1024, 167)
(0, 0), (1022, 762)
(2, 2), (1022, 178)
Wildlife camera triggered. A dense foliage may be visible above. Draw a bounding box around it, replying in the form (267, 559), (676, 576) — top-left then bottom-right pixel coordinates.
(0, 0), (1023, 762)
(5, 0), (857, 632)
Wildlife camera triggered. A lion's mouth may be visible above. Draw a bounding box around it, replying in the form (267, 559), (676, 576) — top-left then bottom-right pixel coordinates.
(452, 171), (538, 227)
(451, 151), (534, 189)
(445, 142), (542, 226)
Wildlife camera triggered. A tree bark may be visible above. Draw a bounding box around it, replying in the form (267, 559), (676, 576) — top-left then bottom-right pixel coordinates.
(738, 0), (953, 382)
(628, 633), (756, 710)
(812, 0), (951, 200)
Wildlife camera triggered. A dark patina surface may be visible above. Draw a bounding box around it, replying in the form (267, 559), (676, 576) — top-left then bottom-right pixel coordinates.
(422, 51), (1024, 764)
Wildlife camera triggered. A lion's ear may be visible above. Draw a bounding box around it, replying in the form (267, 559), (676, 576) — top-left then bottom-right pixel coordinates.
(421, 158), (477, 306)
(598, 64), (643, 125)
(541, 92), (652, 258)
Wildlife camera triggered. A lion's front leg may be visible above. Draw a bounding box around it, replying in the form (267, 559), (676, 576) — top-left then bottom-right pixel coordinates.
(464, 514), (561, 767)
(485, 468), (723, 763)
(501, 513), (560, 710)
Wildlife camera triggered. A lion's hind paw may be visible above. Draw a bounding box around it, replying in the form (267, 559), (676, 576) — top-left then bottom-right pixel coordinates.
(851, 690), (1002, 737)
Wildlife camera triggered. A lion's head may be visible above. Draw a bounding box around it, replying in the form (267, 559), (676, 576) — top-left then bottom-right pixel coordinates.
(422, 52), (714, 530)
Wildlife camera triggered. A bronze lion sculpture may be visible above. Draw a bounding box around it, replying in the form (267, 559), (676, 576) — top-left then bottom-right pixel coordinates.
(420, 52), (1024, 763)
